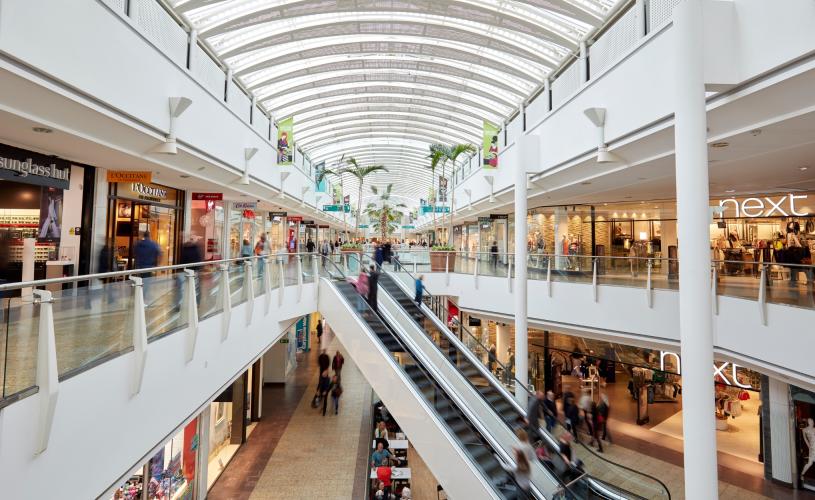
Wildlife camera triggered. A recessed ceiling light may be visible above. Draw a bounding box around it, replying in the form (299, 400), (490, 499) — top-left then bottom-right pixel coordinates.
(580, 181), (591, 185)
(32, 127), (53, 134)
(197, 166), (206, 171)
(800, 166), (809, 171)
(603, 203), (608, 206)
(750, 129), (762, 136)
(179, 174), (190, 179)
(640, 201), (645, 204)
(725, 189), (736, 193)
(711, 142), (729, 148)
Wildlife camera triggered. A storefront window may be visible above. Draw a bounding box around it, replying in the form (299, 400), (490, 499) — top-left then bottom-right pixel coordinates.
(190, 195), (224, 260)
(207, 401), (234, 489)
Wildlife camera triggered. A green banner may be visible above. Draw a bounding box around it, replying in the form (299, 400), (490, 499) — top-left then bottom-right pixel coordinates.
(277, 117), (294, 166)
(358, 224), (369, 229)
(482, 120), (500, 169)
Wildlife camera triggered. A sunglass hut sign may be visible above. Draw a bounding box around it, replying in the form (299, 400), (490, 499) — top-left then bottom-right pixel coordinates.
(0, 144), (71, 189)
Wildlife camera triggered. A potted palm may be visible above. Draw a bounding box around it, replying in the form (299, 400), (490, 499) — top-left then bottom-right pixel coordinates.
(343, 157), (388, 240)
(366, 184), (406, 241)
(430, 244), (455, 272)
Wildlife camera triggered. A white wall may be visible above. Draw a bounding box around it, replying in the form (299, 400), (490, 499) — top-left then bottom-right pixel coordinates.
(419, 272), (815, 389)
(0, 283), (316, 499)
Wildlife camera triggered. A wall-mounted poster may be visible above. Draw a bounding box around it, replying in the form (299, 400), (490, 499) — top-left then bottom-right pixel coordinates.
(482, 120), (500, 169)
(38, 186), (63, 241)
(277, 117), (294, 165)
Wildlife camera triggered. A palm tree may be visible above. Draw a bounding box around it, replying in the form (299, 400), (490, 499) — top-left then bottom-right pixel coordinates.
(344, 157), (389, 240)
(316, 154), (350, 242)
(427, 143), (477, 245)
(426, 145), (447, 245)
(366, 184), (406, 240)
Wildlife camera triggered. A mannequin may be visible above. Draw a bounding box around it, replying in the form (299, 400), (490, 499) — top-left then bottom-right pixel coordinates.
(803, 418), (815, 478)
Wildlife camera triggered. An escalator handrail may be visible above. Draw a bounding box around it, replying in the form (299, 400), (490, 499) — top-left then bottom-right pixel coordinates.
(321, 275), (505, 500)
(320, 261), (521, 499)
(381, 255), (672, 500)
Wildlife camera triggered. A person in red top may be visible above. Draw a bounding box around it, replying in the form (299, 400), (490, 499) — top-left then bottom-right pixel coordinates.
(376, 464), (393, 498)
(332, 351), (344, 375)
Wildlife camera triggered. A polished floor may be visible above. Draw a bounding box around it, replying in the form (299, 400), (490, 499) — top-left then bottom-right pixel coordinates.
(208, 329), (372, 499)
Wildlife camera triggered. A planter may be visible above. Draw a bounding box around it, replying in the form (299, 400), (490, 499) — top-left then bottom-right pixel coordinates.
(430, 251), (455, 272)
(340, 249), (362, 273)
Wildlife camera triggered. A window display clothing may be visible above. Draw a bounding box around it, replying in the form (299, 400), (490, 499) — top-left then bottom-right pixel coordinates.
(802, 419), (815, 478)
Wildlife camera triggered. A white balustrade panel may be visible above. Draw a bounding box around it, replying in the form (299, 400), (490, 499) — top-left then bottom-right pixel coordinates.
(590, 5), (640, 76)
(131, 0), (188, 67)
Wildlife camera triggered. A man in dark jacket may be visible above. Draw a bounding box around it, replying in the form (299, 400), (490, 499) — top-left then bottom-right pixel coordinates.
(526, 390), (545, 441)
(367, 264), (379, 312)
(318, 349), (330, 380)
(543, 390), (558, 431)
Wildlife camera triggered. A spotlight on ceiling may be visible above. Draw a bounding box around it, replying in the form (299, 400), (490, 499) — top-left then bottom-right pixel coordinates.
(151, 97), (192, 155)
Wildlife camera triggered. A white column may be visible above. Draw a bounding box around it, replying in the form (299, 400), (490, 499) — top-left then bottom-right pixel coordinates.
(514, 152), (528, 406)
(768, 378), (795, 484)
(495, 324), (510, 364)
(674, 1), (718, 498)
(553, 208), (569, 270)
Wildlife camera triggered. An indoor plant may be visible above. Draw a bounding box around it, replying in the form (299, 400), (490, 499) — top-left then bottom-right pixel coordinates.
(430, 244), (456, 272)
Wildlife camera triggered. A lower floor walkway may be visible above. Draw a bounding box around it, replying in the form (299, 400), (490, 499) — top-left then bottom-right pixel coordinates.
(208, 328), (372, 499)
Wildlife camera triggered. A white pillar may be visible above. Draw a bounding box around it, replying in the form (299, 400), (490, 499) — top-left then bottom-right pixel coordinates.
(768, 378), (795, 484)
(514, 152), (528, 406)
(674, 1), (719, 498)
(554, 208), (569, 270)
(495, 324), (510, 364)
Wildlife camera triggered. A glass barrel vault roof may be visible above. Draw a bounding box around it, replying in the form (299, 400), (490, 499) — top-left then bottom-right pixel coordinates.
(170, 0), (622, 203)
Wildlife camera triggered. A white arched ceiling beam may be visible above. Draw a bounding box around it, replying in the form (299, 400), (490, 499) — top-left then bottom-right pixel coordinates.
(213, 15), (570, 66)
(296, 118), (479, 145)
(185, 0), (596, 48)
(266, 84), (511, 123)
(231, 37), (548, 83)
(310, 138), (435, 160)
(313, 147), (434, 166)
(254, 69), (524, 108)
(302, 129), (465, 152)
(299, 125), (473, 151)
(243, 54), (536, 98)
(295, 109), (483, 133)
(294, 100), (491, 128)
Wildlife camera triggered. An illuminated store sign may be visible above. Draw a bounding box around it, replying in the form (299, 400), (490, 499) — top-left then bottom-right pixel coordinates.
(660, 351), (752, 389)
(0, 143), (71, 189)
(717, 193), (809, 218)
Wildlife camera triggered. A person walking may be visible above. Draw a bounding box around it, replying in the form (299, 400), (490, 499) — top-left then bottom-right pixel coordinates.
(597, 393), (612, 443)
(306, 238), (315, 253)
(563, 390), (580, 438)
(590, 398), (604, 452)
(319, 370), (332, 416)
(490, 240), (499, 271)
(414, 275), (425, 307)
(134, 231), (160, 270)
(316, 319), (323, 344)
(254, 233), (270, 278)
(578, 388), (595, 440)
(179, 235), (204, 304)
(332, 351), (345, 376)
(501, 441), (532, 498)
(355, 268), (369, 310)
(330, 375), (343, 415)
(543, 390), (558, 432)
(368, 264), (380, 312)
(525, 390), (544, 442)
(318, 349), (330, 379)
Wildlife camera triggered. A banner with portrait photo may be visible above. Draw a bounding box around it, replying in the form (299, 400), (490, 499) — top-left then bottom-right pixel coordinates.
(482, 120), (500, 169)
(314, 162), (327, 193)
(277, 117), (294, 165)
(438, 175), (448, 203)
(332, 184), (343, 204)
(38, 186), (63, 241)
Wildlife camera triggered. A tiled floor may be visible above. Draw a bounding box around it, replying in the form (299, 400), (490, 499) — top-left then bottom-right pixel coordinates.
(208, 330), (372, 499)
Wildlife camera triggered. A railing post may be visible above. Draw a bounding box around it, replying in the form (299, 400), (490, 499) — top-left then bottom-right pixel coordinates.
(128, 276), (148, 396)
(507, 255), (512, 293)
(579, 41), (589, 83)
(445, 252), (450, 286)
(313, 254), (320, 300)
(636, 0), (648, 37)
(413, 258), (417, 274)
(758, 264), (767, 326)
(278, 258), (285, 306)
(592, 258), (598, 303)
(297, 255), (303, 302)
(32, 289), (58, 455)
(219, 264), (231, 341)
(646, 259), (653, 308)
(183, 269), (199, 362)
(711, 264), (719, 315)
(547, 257), (552, 297)
(263, 257), (272, 315)
(343, 253), (349, 275)
(243, 260), (254, 325)
(474, 253), (480, 289)
(187, 29), (197, 70)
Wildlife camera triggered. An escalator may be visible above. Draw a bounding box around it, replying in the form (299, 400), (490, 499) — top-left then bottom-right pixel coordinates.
(319, 263), (538, 499)
(374, 256), (672, 500)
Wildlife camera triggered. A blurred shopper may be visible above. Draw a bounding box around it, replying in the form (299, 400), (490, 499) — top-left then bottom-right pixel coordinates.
(543, 390), (558, 432)
(526, 390), (544, 441)
(368, 264), (380, 312)
(414, 275), (424, 307)
(597, 393), (612, 443)
(316, 319), (323, 344)
(332, 350), (345, 375)
(329, 375), (342, 415)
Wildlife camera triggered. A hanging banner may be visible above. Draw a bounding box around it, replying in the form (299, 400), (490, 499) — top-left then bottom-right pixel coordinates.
(277, 117), (294, 165)
(314, 161), (327, 193)
(421, 205), (450, 214)
(438, 175), (448, 203)
(482, 120), (500, 169)
(332, 184), (343, 204)
(343, 194), (350, 204)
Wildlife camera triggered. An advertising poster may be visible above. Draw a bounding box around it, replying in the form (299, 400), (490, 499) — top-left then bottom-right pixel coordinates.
(38, 186), (63, 241)
(277, 117), (294, 165)
(314, 161), (326, 192)
(332, 184), (343, 204)
(482, 120), (500, 169)
(438, 175), (448, 203)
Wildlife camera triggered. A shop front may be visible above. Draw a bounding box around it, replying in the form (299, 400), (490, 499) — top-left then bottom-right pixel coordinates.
(793, 385), (815, 491)
(106, 179), (184, 270)
(190, 193), (225, 261)
(0, 143), (96, 287)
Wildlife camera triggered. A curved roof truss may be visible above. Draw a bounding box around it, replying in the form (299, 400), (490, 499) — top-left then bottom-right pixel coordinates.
(172, 0), (622, 201)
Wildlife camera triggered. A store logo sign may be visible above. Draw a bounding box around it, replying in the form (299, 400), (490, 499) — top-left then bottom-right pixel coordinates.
(131, 183), (167, 199)
(0, 155), (70, 185)
(717, 194), (808, 218)
(660, 352), (752, 389)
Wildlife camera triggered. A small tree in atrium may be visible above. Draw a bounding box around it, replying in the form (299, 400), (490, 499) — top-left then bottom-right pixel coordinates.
(428, 143), (477, 245)
(365, 184), (406, 241)
(344, 157), (388, 240)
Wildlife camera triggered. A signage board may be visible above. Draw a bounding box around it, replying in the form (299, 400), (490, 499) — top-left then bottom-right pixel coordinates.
(269, 211), (287, 218)
(288, 216), (303, 223)
(232, 202), (258, 210)
(279, 338), (290, 344)
(119, 182), (180, 205)
(107, 171), (152, 184)
(318, 225), (329, 229)
(301, 220), (315, 226)
(192, 192), (223, 201)
(421, 205), (450, 214)
(490, 214), (509, 220)
(358, 224), (369, 229)
(323, 204), (351, 212)
(717, 193), (810, 218)
(401, 225), (415, 229)
(0, 143), (71, 189)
